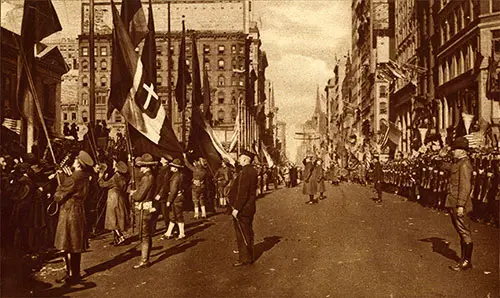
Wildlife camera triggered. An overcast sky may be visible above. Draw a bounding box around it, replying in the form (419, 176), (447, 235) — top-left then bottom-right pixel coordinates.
(2, 0), (351, 162)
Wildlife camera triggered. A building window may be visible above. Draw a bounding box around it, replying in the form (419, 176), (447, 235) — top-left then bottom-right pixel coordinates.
(82, 47), (88, 56)
(100, 46), (107, 56)
(185, 43), (191, 54)
(231, 95), (237, 104)
(239, 44), (244, 54)
(204, 60), (210, 71)
(96, 92), (107, 104)
(218, 91), (225, 104)
(218, 59), (225, 70)
(380, 102), (387, 114)
(231, 108), (237, 121)
(82, 76), (88, 87)
(185, 59), (190, 69)
(231, 44), (237, 54)
(203, 44), (210, 54)
(71, 112), (76, 120)
(170, 45), (175, 55)
(218, 75), (225, 86)
(217, 109), (225, 123)
(239, 77), (244, 86)
(156, 59), (162, 69)
(94, 46), (98, 56)
(231, 74), (238, 86)
(157, 76), (162, 86)
(115, 112), (122, 123)
(100, 60), (107, 70)
(82, 110), (88, 122)
(81, 92), (89, 105)
(232, 58), (237, 69)
(100, 76), (107, 87)
(379, 85), (387, 97)
(63, 113), (68, 121)
(218, 45), (225, 54)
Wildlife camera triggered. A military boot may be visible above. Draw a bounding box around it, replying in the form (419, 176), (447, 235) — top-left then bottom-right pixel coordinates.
(450, 243), (473, 271)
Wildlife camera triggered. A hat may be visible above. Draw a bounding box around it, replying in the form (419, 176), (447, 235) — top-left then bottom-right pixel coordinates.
(135, 153), (157, 166)
(170, 158), (183, 168)
(116, 161), (128, 174)
(240, 149), (255, 160)
(77, 150), (95, 167)
(30, 164), (43, 174)
(451, 136), (469, 150)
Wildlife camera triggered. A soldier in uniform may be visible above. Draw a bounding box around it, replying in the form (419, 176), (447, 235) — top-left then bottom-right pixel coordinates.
(130, 153), (157, 269)
(214, 160), (231, 209)
(438, 137), (474, 271)
(229, 151), (258, 267)
(303, 155), (317, 204)
(184, 156), (208, 219)
(54, 151), (94, 285)
(163, 158), (186, 240)
(373, 154), (384, 203)
(154, 156), (172, 236)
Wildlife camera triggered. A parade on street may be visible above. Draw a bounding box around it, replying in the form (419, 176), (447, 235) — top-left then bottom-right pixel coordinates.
(1, 0), (500, 297)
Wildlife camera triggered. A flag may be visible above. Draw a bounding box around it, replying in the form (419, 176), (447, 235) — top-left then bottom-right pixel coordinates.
(109, 0), (183, 159)
(261, 142), (274, 168)
(188, 105), (235, 174)
(2, 118), (21, 135)
(486, 46), (499, 101)
(108, 0), (148, 118)
(191, 35), (203, 107)
(175, 21), (192, 112)
(17, 0), (62, 116)
(380, 121), (402, 149)
(203, 60), (212, 123)
(228, 112), (240, 152)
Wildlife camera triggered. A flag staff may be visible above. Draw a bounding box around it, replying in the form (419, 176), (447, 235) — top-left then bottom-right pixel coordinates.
(89, 0), (96, 125)
(181, 17), (187, 148)
(167, 1), (172, 121)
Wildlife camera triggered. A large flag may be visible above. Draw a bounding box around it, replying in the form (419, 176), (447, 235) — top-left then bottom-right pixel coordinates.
(175, 21), (191, 112)
(191, 35), (203, 107)
(380, 121), (402, 149)
(203, 62), (212, 123)
(108, 0), (148, 118)
(17, 0), (62, 115)
(109, 0), (183, 159)
(486, 46), (499, 101)
(261, 142), (274, 168)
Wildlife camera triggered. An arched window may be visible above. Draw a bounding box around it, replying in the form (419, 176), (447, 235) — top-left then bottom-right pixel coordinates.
(218, 91), (225, 104)
(82, 75), (88, 87)
(218, 59), (225, 70)
(100, 60), (107, 70)
(100, 76), (107, 87)
(218, 75), (225, 86)
(82, 60), (88, 70)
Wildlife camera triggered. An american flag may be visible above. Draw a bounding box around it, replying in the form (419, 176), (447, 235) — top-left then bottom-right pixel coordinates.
(2, 118), (21, 135)
(464, 132), (484, 149)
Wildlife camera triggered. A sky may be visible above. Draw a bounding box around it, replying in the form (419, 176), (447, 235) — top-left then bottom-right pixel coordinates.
(1, 0), (352, 162)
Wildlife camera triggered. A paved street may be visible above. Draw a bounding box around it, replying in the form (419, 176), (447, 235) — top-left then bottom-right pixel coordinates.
(31, 183), (498, 298)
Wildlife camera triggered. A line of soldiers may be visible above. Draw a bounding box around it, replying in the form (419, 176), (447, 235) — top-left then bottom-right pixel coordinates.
(378, 148), (500, 227)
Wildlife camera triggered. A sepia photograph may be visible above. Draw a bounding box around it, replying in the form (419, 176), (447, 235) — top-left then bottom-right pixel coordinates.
(0, 0), (499, 297)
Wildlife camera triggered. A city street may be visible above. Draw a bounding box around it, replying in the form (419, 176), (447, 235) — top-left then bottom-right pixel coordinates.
(30, 183), (499, 298)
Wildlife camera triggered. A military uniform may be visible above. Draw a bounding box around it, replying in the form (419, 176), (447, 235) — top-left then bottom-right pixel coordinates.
(185, 158), (208, 219)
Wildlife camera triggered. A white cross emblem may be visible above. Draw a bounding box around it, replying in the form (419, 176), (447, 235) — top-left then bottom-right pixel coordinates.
(142, 83), (158, 110)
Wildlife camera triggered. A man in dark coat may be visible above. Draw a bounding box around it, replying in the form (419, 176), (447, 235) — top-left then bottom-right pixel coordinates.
(229, 151), (258, 267)
(439, 137), (473, 271)
(303, 155), (317, 204)
(130, 153), (157, 269)
(373, 154), (384, 204)
(154, 156), (171, 234)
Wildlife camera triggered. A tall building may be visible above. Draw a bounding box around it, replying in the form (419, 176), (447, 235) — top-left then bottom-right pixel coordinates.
(78, 0), (267, 150)
(351, 0), (393, 137)
(276, 120), (286, 161)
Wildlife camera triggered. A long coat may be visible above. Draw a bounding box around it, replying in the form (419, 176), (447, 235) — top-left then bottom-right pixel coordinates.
(442, 157), (473, 212)
(302, 160), (317, 195)
(54, 170), (91, 253)
(229, 164), (258, 217)
(99, 173), (129, 231)
(313, 165), (326, 193)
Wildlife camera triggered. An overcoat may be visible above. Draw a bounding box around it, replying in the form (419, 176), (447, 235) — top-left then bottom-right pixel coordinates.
(99, 173), (129, 231)
(229, 164), (258, 217)
(54, 170), (91, 253)
(302, 160), (317, 195)
(313, 165), (326, 193)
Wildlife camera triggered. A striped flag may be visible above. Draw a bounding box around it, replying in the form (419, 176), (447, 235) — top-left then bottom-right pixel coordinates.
(380, 121), (402, 149)
(2, 118), (21, 135)
(261, 142), (274, 168)
(464, 132), (484, 149)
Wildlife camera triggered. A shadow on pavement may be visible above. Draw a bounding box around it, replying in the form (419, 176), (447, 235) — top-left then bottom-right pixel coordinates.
(81, 246), (140, 279)
(253, 236), (282, 262)
(419, 237), (459, 262)
(150, 238), (205, 267)
(34, 280), (97, 297)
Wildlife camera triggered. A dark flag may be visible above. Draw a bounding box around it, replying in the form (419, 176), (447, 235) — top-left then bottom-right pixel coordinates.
(203, 64), (212, 123)
(380, 121), (402, 149)
(175, 21), (192, 112)
(191, 35), (203, 106)
(486, 45), (499, 101)
(17, 0), (62, 114)
(109, 0), (183, 159)
(108, 0), (148, 118)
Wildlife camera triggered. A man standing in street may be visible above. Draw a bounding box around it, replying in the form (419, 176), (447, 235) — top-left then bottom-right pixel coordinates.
(439, 136), (473, 271)
(229, 151), (258, 267)
(373, 154), (384, 204)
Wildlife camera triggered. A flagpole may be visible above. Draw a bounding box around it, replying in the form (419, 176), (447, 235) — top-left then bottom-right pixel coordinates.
(167, 1), (172, 121)
(181, 17), (187, 148)
(89, 0), (96, 125)
(14, 39), (60, 185)
(237, 92), (241, 158)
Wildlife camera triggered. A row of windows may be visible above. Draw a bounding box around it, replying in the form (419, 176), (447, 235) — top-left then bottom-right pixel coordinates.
(438, 44), (475, 85)
(155, 57), (244, 72)
(439, 1), (475, 46)
(81, 76), (109, 88)
(81, 46), (108, 57)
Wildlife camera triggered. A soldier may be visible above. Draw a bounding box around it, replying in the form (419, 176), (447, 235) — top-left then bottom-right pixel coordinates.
(130, 153), (157, 269)
(54, 151), (94, 285)
(214, 160), (231, 209)
(184, 156), (208, 219)
(154, 156), (172, 235)
(314, 158), (326, 200)
(162, 158), (186, 240)
(438, 137), (474, 271)
(373, 154), (384, 204)
(229, 151), (258, 267)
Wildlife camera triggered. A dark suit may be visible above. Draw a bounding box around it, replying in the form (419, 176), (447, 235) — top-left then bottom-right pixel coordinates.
(229, 164), (258, 264)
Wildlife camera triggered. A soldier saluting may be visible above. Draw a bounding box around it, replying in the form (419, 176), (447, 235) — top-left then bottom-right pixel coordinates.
(229, 150), (258, 267)
(184, 155), (209, 219)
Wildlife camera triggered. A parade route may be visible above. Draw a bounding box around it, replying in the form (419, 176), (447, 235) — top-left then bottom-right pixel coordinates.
(28, 183), (499, 298)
